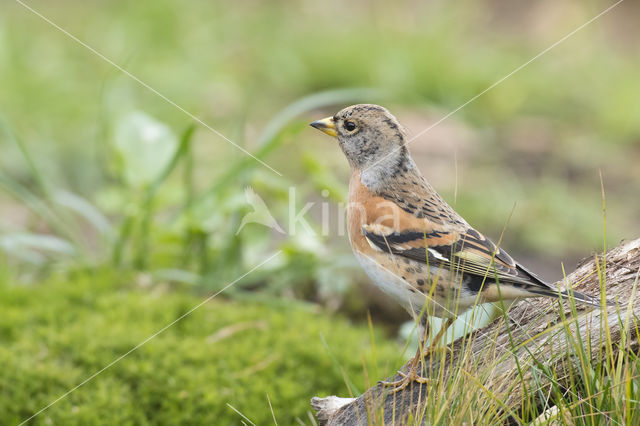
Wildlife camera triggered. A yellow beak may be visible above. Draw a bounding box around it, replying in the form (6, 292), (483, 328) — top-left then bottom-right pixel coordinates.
(310, 116), (337, 138)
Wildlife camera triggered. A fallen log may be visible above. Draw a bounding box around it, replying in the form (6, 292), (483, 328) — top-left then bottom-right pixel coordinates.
(312, 238), (640, 425)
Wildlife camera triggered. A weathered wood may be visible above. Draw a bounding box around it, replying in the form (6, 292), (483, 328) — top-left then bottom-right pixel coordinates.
(312, 238), (640, 425)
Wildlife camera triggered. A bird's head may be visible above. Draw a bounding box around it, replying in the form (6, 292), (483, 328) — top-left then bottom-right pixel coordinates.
(311, 104), (413, 185)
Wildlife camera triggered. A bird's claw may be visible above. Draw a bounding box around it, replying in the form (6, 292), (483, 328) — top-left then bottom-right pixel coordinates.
(379, 368), (431, 393)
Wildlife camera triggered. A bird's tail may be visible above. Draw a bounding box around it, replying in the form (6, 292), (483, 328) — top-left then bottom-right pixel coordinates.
(528, 287), (614, 308)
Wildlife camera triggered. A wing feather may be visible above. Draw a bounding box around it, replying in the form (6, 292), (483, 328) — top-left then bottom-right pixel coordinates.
(361, 224), (549, 289)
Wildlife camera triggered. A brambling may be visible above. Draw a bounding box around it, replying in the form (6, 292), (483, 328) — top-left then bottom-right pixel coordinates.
(311, 104), (607, 391)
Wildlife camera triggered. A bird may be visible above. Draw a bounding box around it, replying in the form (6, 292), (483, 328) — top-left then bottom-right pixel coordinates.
(310, 104), (608, 392)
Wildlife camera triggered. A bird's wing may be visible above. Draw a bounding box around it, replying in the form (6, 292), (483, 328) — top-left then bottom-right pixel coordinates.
(362, 222), (548, 289)
(350, 171), (552, 293)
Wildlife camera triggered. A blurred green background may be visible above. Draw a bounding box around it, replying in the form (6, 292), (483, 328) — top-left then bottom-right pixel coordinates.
(1, 0), (639, 424)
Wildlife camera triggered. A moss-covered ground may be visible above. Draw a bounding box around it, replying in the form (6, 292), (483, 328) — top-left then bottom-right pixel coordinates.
(0, 271), (402, 425)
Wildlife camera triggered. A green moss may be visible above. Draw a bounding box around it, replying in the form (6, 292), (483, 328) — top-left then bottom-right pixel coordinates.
(0, 271), (403, 425)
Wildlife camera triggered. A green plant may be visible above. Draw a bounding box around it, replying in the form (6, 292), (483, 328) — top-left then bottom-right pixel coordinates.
(0, 269), (403, 425)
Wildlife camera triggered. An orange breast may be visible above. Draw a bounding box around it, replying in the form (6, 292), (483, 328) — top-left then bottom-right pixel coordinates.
(347, 171), (443, 252)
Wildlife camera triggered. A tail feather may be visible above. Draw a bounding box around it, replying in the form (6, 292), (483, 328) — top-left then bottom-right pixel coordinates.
(527, 287), (613, 308)
(512, 263), (614, 308)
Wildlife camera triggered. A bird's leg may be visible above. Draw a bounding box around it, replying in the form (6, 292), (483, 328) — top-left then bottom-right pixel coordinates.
(419, 317), (454, 359)
(379, 318), (455, 393)
(379, 340), (430, 392)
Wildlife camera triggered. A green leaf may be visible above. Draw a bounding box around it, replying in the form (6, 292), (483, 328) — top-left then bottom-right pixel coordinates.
(113, 111), (178, 188)
(0, 232), (75, 264)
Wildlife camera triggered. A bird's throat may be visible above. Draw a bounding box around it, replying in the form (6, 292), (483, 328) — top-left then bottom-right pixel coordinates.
(360, 150), (417, 194)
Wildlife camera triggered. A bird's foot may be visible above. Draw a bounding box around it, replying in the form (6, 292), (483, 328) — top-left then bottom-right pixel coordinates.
(379, 367), (431, 393)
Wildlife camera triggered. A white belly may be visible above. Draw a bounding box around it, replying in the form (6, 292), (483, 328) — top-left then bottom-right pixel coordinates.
(353, 251), (479, 319)
(354, 252), (430, 318)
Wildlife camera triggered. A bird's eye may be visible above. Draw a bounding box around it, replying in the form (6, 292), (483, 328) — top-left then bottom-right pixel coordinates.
(344, 121), (357, 132)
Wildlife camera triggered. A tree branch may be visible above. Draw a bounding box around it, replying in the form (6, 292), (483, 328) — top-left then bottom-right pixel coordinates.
(312, 238), (640, 425)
